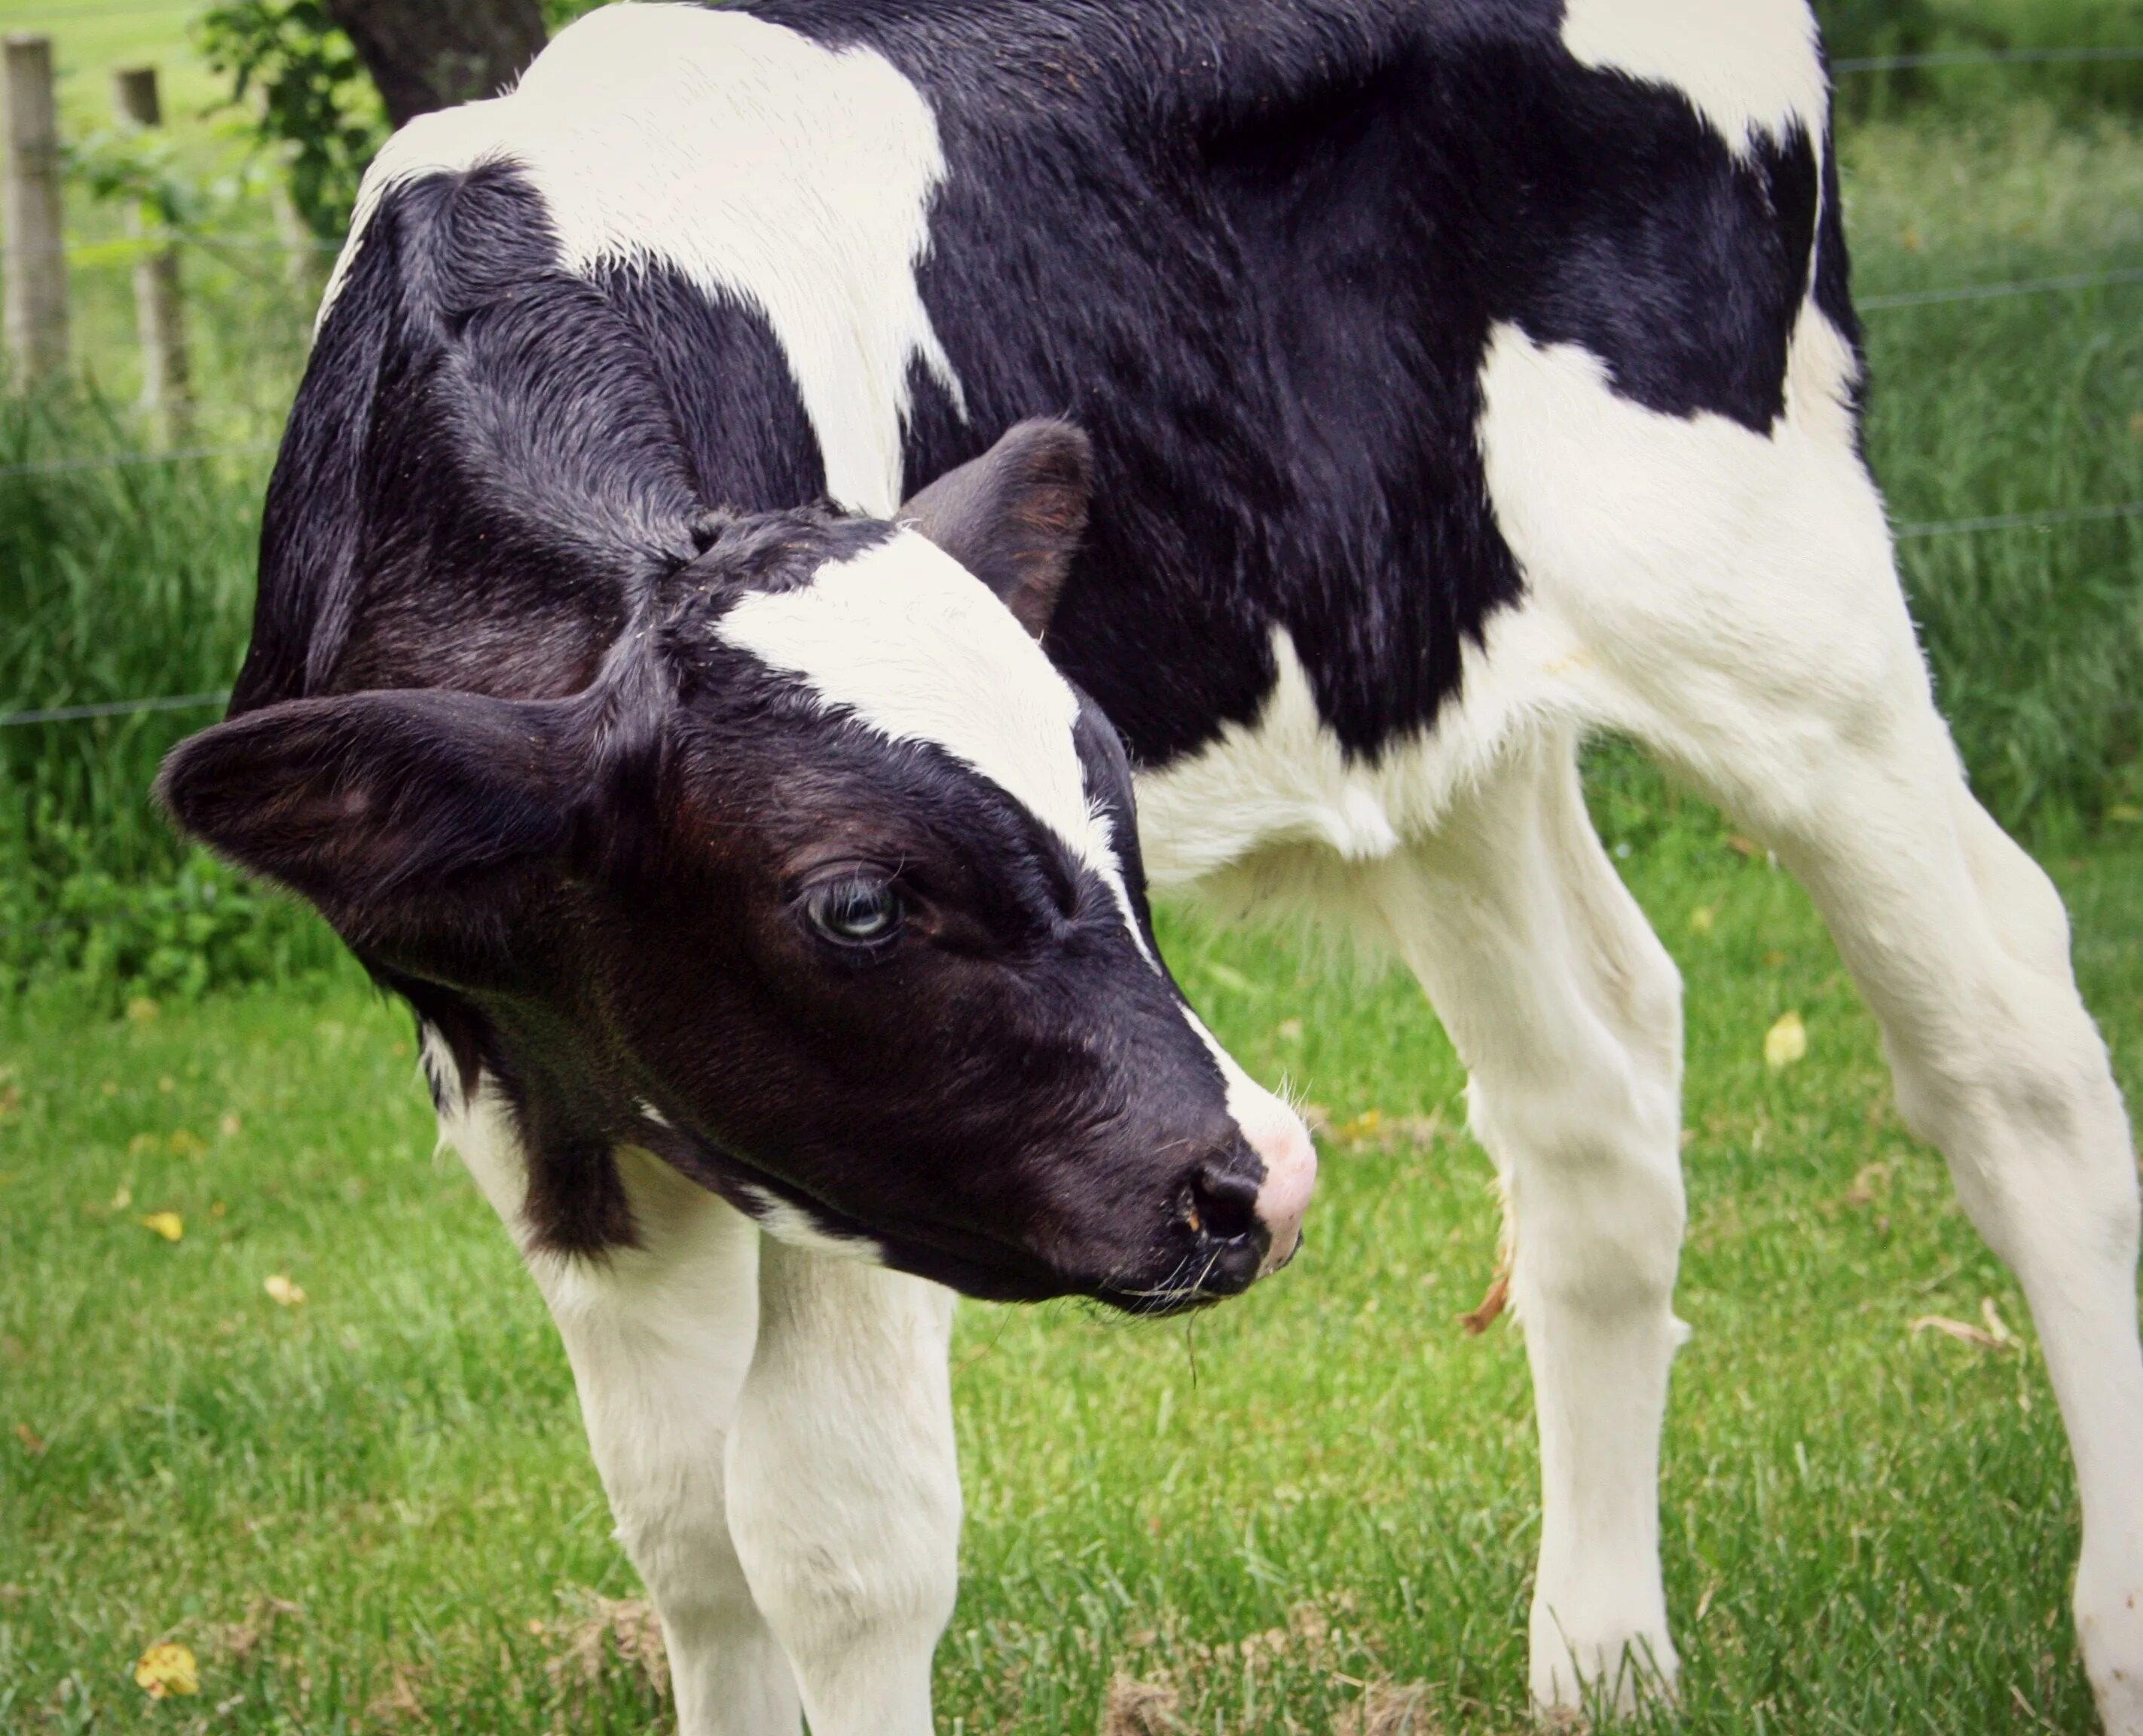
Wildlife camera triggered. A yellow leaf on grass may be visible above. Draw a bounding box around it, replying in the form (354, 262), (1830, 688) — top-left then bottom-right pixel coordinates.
(139, 1212), (183, 1242)
(1688, 904), (1717, 934)
(1763, 1011), (1808, 1070)
(125, 998), (160, 1024)
(134, 1640), (198, 1698)
(264, 1274), (306, 1308)
(1911, 1313), (2010, 1352)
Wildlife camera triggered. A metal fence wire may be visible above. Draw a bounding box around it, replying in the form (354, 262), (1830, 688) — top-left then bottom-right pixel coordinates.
(0, 692), (228, 729)
(1834, 45), (2143, 73)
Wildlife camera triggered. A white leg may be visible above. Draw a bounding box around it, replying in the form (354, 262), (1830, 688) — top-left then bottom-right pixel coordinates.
(1682, 713), (2143, 1735)
(441, 1087), (801, 1736)
(726, 1239), (961, 1736)
(1371, 735), (1688, 1713)
(1478, 316), (2143, 1731)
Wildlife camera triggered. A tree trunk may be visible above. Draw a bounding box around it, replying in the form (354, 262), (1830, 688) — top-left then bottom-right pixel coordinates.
(322, 0), (546, 127)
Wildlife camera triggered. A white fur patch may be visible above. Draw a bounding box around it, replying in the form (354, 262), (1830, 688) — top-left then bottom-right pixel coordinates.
(1135, 619), (1588, 891)
(1470, 312), (1906, 782)
(717, 530), (1147, 942)
(320, 1), (961, 515)
(1134, 299), (1878, 900)
(1560, 0), (1827, 157)
(736, 1184), (885, 1264)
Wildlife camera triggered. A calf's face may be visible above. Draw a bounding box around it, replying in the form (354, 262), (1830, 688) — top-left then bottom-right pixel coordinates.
(160, 422), (1314, 1310)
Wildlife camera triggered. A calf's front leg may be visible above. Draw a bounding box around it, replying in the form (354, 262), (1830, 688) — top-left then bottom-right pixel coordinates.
(444, 1086), (802, 1735)
(726, 1235), (961, 1736)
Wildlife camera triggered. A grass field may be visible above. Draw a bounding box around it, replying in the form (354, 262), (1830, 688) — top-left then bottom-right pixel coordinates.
(5, 5), (2143, 1733)
(4, 790), (2141, 1734)
(1844, 105), (2143, 829)
(0, 0), (218, 136)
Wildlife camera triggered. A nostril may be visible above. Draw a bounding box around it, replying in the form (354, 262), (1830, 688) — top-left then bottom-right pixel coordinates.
(1187, 1163), (1261, 1242)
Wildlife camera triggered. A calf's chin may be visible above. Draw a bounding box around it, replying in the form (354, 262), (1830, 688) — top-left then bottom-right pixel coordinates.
(597, 912), (1306, 1311)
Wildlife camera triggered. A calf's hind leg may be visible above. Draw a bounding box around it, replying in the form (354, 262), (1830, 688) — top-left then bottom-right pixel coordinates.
(1372, 733), (1689, 1713)
(1478, 321), (2143, 1730)
(1662, 674), (2143, 1732)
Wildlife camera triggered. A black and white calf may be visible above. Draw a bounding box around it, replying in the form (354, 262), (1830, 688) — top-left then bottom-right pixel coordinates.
(160, 2), (2143, 1731)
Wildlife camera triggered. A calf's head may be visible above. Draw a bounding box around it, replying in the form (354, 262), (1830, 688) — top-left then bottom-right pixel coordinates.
(159, 421), (1314, 1310)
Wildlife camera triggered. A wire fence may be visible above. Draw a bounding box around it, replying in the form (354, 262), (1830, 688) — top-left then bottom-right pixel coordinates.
(1894, 502), (2143, 539)
(1835, 45), (2143, 73)
(1857, 265), (2143, 309)
(0, 692), (227, 729)
(0, 232), (341, 261)
(0, 440), (274, 479)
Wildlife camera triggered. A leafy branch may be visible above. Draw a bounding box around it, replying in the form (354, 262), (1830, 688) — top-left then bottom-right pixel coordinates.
(194, 0), (384, 242)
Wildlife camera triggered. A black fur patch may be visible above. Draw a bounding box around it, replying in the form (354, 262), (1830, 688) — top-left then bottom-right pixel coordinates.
(754, 0), (1837, 762)
(234, 167), (816, 715)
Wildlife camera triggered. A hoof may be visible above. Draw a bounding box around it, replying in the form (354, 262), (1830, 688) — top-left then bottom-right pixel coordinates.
(1530, 1621), (1680, 1724)
(2078, 1561), (2143, 1736)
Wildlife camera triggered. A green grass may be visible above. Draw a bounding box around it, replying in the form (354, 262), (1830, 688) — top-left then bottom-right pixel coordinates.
(0, 0), (222, 138)
(0, 423), (326, 1004)
(4, 49), (2143, 1731)
(1845, 105), (2143, 829)
(3, 795), (2138, 1732)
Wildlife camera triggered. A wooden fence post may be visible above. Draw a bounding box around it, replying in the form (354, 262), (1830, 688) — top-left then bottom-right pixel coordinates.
(3, 34), (68, 391)
(115, 66), (191, 443)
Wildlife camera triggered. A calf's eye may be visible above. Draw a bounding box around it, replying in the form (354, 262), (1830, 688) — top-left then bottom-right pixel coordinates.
(804, 877), (903, 946)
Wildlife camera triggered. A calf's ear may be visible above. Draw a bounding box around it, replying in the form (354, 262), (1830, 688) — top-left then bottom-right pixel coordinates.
(156, 689), (588, 978)
(900, 417), (1093, 639)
